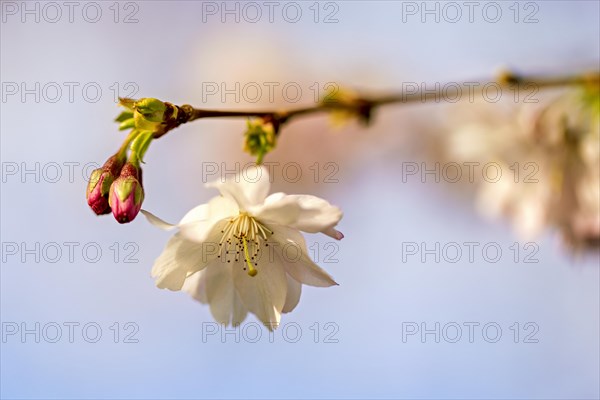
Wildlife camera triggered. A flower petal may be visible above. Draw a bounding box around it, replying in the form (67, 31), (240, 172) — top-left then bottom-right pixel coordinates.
(269, 225), (338, 287)
(178, 196), (239, 244)
(179, 216), (230, 246)
(285, 195), (343, 236)
(143, 195), (237, 237)
(204, 261), (248, 326)
(178, 204), (209, 226)
(232, 258), (287, 330)
(177, 196), (238, 243)
(151, 234), (211, 291)
(282, 274), (302, 313)
(323, 226), (344, 240)
(253, 193), (302, 226)
(182, 270), (208, 303)
(206, 165), (271, 210)
(232, 293), (248, 327)
(253, 194), (343, 238)
(141, 209), (176, 231)
(152, 218), (235, 292)
(206, 195), (239, 221)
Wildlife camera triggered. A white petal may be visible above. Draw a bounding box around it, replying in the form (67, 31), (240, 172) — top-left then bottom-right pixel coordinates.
(178, 196), (239, 243)
(179, 216), (229, 246)
(253, 194), (343, 238)
(253, 193), (302, 226)
(205, 260), (248, 326)
(232, 258), (287, 330)
(232, 293), (248, 327)
(282, 274), (302, 313)
(178, 197), (238, 243)
(178, 204), (209, 226)
(323, 226), (344, 240)
(141, 209), (176, 231)
(206, 165), (271, 210)
(182, 270), (208, 303)
(269, 225), (338, 287)
(206, 195), (239, 221)
(285, 195), (343, 236)
(151, 235), (209, 291)
(144, 196), (237, 238)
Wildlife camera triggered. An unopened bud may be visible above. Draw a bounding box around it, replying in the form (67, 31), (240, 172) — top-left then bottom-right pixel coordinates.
(108, 163), (144, 224)
(86, 155), (125, 215)
(244, 119), (277, 164)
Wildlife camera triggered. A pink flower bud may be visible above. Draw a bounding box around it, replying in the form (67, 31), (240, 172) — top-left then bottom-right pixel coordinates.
(108, 163), (144, 224)
(86, 155), (124, 215)
(86, 170), (111, 214)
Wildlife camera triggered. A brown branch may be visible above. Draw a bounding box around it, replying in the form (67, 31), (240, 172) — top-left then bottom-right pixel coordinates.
(153, 71), (599, 139)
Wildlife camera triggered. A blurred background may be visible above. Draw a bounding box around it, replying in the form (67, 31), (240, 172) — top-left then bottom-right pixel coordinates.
(1, 1), (599, 398)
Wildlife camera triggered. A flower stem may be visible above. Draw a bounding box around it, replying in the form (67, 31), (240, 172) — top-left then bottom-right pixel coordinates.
(128, 131), (154, 166)
(117, 129), (141, 159)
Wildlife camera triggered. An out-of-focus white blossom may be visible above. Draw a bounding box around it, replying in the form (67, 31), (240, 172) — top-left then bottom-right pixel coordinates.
(442, 88), (600, 250)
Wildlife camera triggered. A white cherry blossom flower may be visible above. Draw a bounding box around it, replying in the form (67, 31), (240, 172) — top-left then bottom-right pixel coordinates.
(141, 165), (343, 328)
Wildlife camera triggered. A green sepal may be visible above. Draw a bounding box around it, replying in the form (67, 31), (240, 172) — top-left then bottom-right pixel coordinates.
(86, 169), (103, 195)
(100, 172), (114, 195)
(118, 118), (136, 131)
(129, 130), (154, 165)
(115, 110), (134, 123)
(116, 177), (136, 202)
(134, 98), (167, 122)
(134, 111), (163, 131)
(133, 183), (144, 205)
(119, 97), (136, 111)
(87, 169), (114, 196)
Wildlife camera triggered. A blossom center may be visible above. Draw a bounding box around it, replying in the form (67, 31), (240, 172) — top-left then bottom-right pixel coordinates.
(218, 212), (272, 277)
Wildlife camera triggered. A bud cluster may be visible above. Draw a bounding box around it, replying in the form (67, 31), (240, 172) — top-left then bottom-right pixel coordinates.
(86, 97), (174, 223)
(87, 156), (144, 224)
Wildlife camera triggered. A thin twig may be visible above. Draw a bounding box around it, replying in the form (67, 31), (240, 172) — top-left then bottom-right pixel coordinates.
(153, 71), (599, 139)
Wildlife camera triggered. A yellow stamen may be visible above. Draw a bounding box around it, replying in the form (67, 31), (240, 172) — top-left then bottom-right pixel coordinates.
(242, 236), (258, 277)
(219, 212), (271, 277)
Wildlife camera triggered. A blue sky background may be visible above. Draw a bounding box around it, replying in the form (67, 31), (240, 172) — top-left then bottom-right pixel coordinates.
(1, 1), (599, 399)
